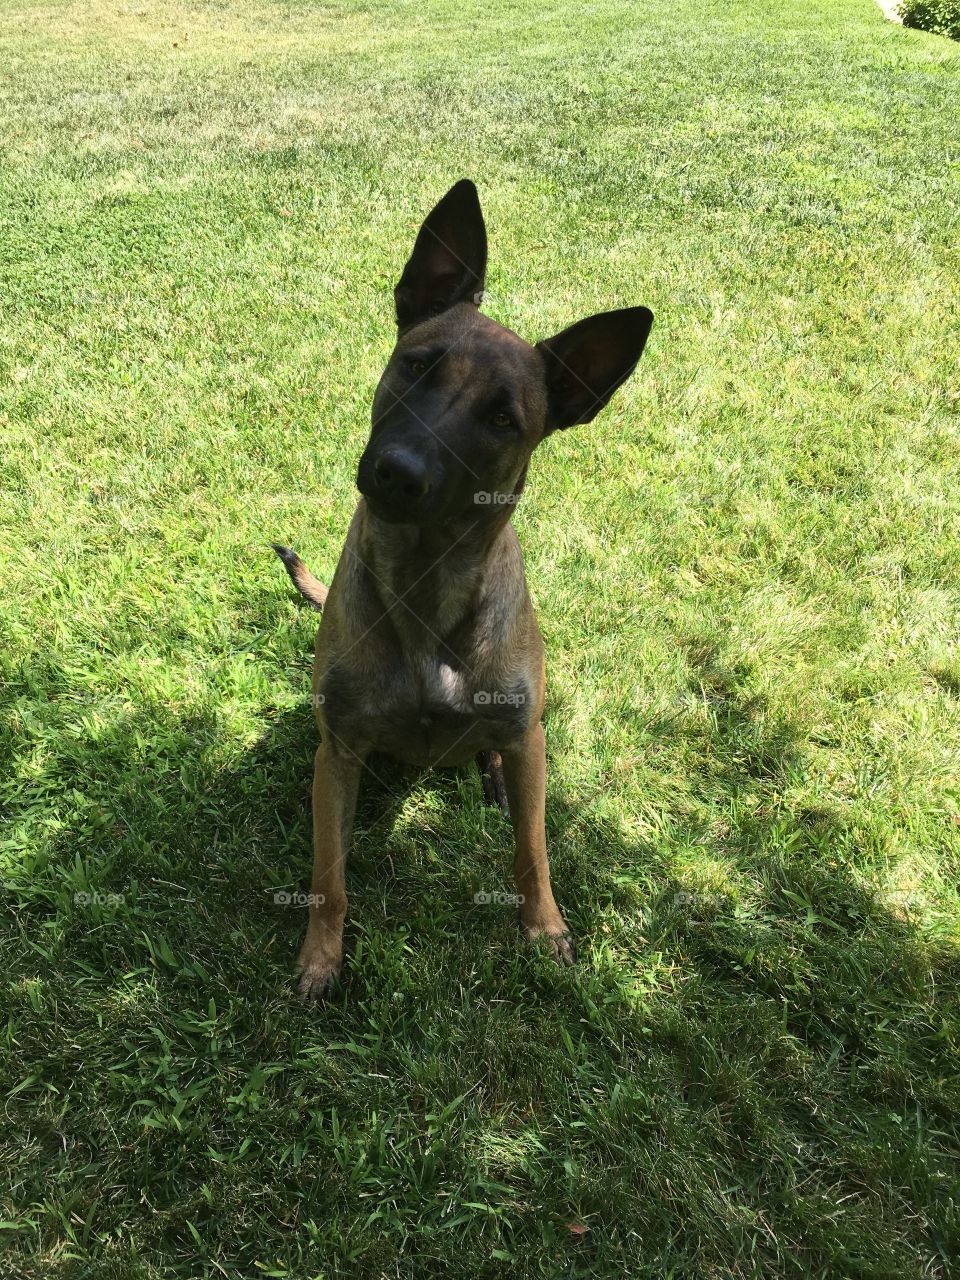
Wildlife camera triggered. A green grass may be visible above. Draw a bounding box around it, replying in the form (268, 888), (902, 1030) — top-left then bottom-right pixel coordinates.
(2, 0), (960, 1275)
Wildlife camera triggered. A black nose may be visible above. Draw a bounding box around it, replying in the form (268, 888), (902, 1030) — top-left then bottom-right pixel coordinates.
(373, 448), (431, 503)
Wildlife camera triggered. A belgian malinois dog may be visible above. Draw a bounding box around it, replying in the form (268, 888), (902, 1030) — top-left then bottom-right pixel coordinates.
(275, 179), (652, 998)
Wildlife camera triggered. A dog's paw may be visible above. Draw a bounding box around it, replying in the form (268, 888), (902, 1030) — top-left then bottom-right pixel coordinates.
(523, 923), (578, 967)
(294, 938), (343, 1003)
(295, 961), (341, 1002)
(546, 932), (578, 966)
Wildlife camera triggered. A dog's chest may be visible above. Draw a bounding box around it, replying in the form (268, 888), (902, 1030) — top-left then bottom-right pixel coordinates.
(322, 649), (531, 767)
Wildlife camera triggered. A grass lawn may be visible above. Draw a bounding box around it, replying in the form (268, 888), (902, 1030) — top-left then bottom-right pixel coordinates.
(2, 0), (960, 1275)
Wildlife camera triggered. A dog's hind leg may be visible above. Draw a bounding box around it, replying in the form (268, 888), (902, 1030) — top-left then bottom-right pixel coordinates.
(477, 750), (510, 818)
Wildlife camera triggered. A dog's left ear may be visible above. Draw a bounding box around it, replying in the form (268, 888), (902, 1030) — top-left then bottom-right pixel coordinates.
(394, 179), (487, 331)
(537, 306), (653, 432)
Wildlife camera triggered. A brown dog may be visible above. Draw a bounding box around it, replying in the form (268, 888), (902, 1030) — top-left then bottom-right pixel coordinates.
(275, 180), (652, 998)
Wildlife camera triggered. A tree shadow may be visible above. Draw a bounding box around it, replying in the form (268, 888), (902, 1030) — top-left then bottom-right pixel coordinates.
(5, 649), (958, 1276)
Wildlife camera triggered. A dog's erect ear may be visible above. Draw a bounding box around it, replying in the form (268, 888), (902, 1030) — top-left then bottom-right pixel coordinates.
(394, 180), (487, 330)
(537, 306), (653, 432)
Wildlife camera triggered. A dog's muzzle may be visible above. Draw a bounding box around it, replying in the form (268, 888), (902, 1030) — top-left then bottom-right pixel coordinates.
(357, 444), (434, 520)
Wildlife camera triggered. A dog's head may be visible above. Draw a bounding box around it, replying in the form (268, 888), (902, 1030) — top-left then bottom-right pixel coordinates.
(356, 180), (653, 525)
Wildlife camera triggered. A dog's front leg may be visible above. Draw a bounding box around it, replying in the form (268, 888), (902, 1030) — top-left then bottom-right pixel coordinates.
(296, 735), (364, 1000)
(500, 722), (577, 965)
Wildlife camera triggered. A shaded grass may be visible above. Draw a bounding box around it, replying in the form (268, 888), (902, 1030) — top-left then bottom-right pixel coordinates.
(2, 0), (960, 1275)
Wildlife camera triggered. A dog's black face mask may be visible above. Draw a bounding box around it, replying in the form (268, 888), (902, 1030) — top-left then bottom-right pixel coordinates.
(358, 305), (546, 526)
(356, 179), (653, 528)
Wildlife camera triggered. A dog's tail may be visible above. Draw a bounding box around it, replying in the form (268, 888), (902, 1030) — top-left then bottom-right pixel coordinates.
(272, 544), (328, 611)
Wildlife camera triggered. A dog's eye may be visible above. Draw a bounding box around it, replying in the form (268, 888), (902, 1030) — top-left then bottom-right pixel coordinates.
(406, 358), (428, 377)
(490, 411), (514, 431)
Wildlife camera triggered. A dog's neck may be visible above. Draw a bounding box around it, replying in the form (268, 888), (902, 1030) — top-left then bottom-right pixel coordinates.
(356, 501), (516, 641)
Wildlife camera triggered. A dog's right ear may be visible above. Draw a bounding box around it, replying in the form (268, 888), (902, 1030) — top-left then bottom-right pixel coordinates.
(394, 180), (487, 331)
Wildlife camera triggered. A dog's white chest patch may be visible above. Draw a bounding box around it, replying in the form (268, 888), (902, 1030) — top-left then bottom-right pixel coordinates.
(436, 661), (465, 700)
(415, 659), (469, 721)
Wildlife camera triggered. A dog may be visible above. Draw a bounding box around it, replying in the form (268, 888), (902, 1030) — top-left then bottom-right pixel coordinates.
(275, 179), (652, 998)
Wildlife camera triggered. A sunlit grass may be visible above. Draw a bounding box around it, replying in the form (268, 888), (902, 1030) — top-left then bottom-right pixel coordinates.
(1, 0), (959, 1276)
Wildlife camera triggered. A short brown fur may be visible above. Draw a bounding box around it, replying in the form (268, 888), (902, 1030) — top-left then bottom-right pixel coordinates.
(276, 180), (653, 998)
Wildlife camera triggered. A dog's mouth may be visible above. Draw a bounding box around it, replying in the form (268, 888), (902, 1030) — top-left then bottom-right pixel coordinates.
(360, 490), (458, 528)
(361, 493), (420, 524)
